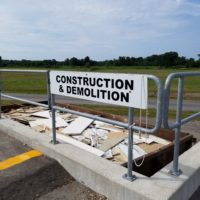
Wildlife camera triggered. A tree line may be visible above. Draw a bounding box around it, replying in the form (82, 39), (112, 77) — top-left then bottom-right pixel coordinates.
(0, 52), (200, 68)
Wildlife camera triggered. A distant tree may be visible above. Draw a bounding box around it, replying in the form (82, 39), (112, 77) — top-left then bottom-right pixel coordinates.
(0, 56), (2, 66)
(198, 54), (200, 60)
(69, 57), (78, 66)
(84, 56), (90, 63)
(64, 58), (70, 65)
(84, 56), (91, 67)
(161, 52), (179, 67)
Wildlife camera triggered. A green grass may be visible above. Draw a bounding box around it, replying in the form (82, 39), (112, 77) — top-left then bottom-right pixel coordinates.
(74, 104), (200, 121)
(0, 72), (47, 94)
(0, 66), (200, 98)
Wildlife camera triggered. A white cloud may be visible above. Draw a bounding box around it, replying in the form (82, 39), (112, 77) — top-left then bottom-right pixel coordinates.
(0, 0), (199, 60)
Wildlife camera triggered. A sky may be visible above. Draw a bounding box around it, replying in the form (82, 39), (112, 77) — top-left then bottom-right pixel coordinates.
(0, 0), (200, 61)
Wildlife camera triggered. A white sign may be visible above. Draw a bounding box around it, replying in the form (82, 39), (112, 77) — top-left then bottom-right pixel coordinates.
(50, 71), (148, 109)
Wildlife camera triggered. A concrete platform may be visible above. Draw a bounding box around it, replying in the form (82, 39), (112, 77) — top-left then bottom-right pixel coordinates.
(0, 118), (200, 200)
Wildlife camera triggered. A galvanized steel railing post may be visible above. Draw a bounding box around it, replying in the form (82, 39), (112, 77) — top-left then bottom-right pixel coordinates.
(0, 70), (2, 119)
(170, 77), (184, 176)
(164, 72), (200, 177)
(123, 107), (137, 181)
(51, 94), (58, 144)
(47, 70), (51, 110)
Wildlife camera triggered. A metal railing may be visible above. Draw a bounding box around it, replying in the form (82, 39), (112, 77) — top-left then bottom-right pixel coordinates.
(0, 69), (163, 182)
(50, 74), (163, 181)
(163, 72), (200, 176)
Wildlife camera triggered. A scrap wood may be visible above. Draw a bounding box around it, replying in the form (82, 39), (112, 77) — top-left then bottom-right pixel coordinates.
(32, 125), (46, 133)
(21, 107), (46, 113)
(31, 110), (50, 119)
(6, 109), (18, 114)
(99, 132), (128, 151)
(12, 117), (30, 125)
(112, 146), (128, 164)
(138, 142), (164, 154)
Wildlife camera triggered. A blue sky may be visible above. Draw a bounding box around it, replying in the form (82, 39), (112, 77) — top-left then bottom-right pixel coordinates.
(0, 0), (199, 60)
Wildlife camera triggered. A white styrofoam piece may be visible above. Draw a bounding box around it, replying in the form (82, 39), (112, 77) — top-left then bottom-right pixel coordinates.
(62, 116), (93, 135)
(90, 134), (97, 147)
(92, 128), (108, 140)
(31, 111), (50, 119)
(29, 117), (68, 129)
(103, 150), (113, 159)
(56, 133), (105, 157)
(118, 143), (146, 160)
(83, 128), (94, 139)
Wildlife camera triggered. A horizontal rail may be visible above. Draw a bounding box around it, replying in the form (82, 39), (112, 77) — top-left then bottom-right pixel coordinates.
(1, 93), (48, 108)
(54, 105), (128, 129)
(0, 69), (48, 73)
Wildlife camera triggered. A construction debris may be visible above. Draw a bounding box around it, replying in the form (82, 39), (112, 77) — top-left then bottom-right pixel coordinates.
(62, 116), (94, 135)
(4, 105), (170, 167)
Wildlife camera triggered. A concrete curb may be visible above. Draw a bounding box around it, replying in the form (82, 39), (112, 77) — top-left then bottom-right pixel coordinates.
(0, 118), (200, 200)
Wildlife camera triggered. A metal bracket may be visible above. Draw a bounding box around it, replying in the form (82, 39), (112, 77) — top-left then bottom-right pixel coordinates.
(169, 169), (182, 177)
(123, 173), (137, 182)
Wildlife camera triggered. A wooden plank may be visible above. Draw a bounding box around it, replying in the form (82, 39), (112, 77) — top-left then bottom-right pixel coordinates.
(99, 132), (128, 151)
(56, 133), (105, 157)
(31, 111), (50, 118)
(62, 116), (93, 135)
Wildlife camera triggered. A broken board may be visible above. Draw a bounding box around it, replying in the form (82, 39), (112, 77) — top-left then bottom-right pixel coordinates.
(31, 111), (50, 119)
(99, 132), (128, 151)
(62, 116), (93, 135)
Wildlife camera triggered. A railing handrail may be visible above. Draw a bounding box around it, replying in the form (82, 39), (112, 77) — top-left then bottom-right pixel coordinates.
(0, 69), (48, 73)
(163, 71), (200, 176)
(163, 72), (200, 129)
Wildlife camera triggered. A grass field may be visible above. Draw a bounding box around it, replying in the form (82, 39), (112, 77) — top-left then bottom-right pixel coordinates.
(0, 65), (199, 122)
(77, 104), (200, 121)
(0, 66), (200, 97)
